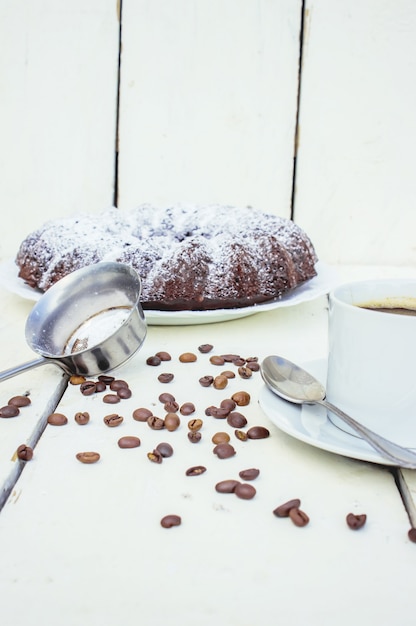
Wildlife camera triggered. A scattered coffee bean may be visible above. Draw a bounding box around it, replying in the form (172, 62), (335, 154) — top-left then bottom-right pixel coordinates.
(132, 407), (153, 422)
(164, 413), (181, 431)
(159, 392), (176, 404)
(95, 381), (107, 393)
(273, 499), (301, 518)
(408, 528), (416, 543)
(247, 426), (270, 439)
(118, 436), (141, 449)
(147, 449), (163, 463)
(8, 395), (31, 408)
(156, 442), (174, 457)
(80, 381), (97, 396)
(231, 391), (250, 406)
(199, 375), (214, 387)
(158, 373), (174, 383)
(180, 402), (196, 416)
(76, 451), (100, 464)
(17, 444), (33, 461)
(233, 358), (246, 367)
(187, 431), (202, 443)
(209, 406), (230, 419)
(164, 401), (179, 412)
(215, 479), (240, 493)
(234, 429), (248, 441)
(187, 418), (203, 431)
(238, 468), (260, 481)
(221, 354), (241, 363)
(161, 514), (181, 528)
(69, 375), (86, 385)
(155, 351), (172, 361)
(289, 508), (310, 527)
(212, 432), (230, 444)
(238, 366), (252, 379)
(221, 370), (236, 379)
(47, 412), (68, 426)
(198, 344), (213, 353)
(146, 355), (161, 366)
(110, 379), (129, 391)
(117, 387), (132, 399)
(213, 375), (228, 390)
(103, 413), (124, 427)
(147, 415), (165, 430)
(213, 443), (236, 459)
(179, 352), (197, 363)
(235, 483), (256, 500)
(246, 361), (260, 372)
(103, 394), (120, 404)
(346, 513), (367, 530)
(220, 399), (236, 412)
(98, 374), (115, 384)
(0, 405), (20, 418)
(74, 411), (90, 425)
(227, 412), (247, 428)
(210, 355), (225, 366)
(186, 465), (207, 476)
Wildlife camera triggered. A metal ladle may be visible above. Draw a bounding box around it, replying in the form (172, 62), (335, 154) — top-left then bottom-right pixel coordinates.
(0, 262), (147, 382)
(260, 354), (416, 469)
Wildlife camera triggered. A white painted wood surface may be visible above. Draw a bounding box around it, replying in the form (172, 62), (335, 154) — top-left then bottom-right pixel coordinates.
(294, 0), (416, 265)
(116, 0), (302, 214)
(0, 0), (119, 260)
(0, 267), (415, 626)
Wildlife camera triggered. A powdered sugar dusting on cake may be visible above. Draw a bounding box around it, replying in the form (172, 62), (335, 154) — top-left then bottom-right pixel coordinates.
(16, 204), (318, 310)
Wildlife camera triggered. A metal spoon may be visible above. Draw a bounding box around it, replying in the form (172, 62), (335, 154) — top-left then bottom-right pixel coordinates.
(260, 354), (416, 469)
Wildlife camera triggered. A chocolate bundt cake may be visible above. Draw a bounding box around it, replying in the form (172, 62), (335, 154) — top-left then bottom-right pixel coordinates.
(15, 204), (318, 310)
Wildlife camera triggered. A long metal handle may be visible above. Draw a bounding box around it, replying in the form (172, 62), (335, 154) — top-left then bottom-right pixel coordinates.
(0, 357), (52, 382)
(320, 398), (416, 469)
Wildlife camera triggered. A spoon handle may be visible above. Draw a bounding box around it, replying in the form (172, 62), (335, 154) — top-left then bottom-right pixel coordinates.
(320, 399), (416, 469)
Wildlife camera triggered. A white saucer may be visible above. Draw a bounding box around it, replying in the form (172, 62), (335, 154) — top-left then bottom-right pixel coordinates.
(258, 359), (416, 467)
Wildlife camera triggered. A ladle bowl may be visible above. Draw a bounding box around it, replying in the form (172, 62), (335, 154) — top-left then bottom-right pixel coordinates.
(0, 262), (147, 381)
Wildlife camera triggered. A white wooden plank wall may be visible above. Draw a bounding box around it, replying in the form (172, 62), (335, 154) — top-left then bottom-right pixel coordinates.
(0, 0), (414, 266)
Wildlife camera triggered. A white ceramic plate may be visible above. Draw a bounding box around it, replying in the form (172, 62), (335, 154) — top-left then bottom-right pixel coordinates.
(258, 359), (416, 466)
(0, 260), (338, 326)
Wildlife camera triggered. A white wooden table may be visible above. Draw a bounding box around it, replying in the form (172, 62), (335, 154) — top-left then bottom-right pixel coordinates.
(0, 265), (415, 626)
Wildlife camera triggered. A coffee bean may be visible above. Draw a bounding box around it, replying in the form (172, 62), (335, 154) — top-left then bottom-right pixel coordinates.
(221, 354), (241, 363)
(212, 432), (230, 444)
(408, 528), (416, 543)
(95, 381), (107, 393)
(221, 370), (236, 379)
(238, 366), (252, 379)
(69, 375), (86, 385)
(246, 361), (260, 372)
(209, 406), (230, 419)
(103, 413), (123, 427)
(147, 449), (163, 463)
(158, 373), (174, 383)
(180, 402), (196, 416)
(156, 442), (173, 457)
(146, 355), (161, 366)
(210, 355), (225, 366)
(118, 436), (141, 448)
(161, 514), (181, 528)
(235, 483), (256, 500)
(110, 379), (129, 391)
(17, 444), (33, 461)
(98, 374), (115, 385)
(47, 412), (68, 426)
(213, 375), (228, 390)
(164, 413), (180, 431)
(187, 431), (202, 443)
(164, 401), (179, 412)
(147, 415), (165, 430)
(179, 352), (197, 363)
(199, 375), (214, 387)
(231, 391), (250, 406)
(198, 344), (213, 353)
(247, 426), (270, 439)
(289, 508), (310, 527)
(238, 468), (260, 481)
(227, 412), (247, 428)
(155, 351), (172, 361)
(80, 381), (97, 396)
(132, 407), (153, 422)
(0, 405), (20, 418)
(159, 392), (176, 404)
(215, 480), (240, 493)
(233, 358), (246, 367)
(117, 387), (132, 399)
(104, 394), (121, 404)
(76, 451), (100, 464)
(8, 395), (31, 408)
(234, 430), (248, 441)
(187, 418), (203, 431)
(185, 465), (207, 476)
(74, 411), (90, 425)
(220, 398), (236, 412)
(346, 513), (367, 530)
(273, 499), (301, 517)
(213, 443), (236, 459)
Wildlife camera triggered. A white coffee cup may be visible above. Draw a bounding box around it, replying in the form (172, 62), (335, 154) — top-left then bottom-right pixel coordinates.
(327, 279), (416, 446)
